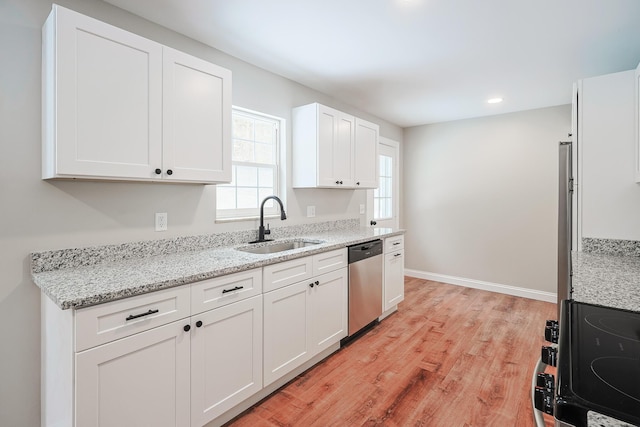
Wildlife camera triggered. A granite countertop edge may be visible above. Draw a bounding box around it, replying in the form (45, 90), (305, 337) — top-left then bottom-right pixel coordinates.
(33, 228), (405, 310)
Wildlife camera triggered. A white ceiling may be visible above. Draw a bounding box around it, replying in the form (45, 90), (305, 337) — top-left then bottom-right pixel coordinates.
(104, 0), (640, 127)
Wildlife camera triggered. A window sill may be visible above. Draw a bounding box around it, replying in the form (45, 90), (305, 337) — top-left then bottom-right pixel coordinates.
(215, 214), (281, 224)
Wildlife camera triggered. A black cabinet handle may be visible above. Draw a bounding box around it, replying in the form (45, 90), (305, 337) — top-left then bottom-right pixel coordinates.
(196, 320), (203, 328)
(222, 286), (244, 294)
(339, 180), (343, 184)
(335, 180), (340, 185)
(315, 281), (319, 286)
(394, 253), (402, 257)
(166, 169), (173, 175)
(183, 324), (191, 332)
(155, 168), (162, 175)
(125, 309), (159, 321)
(309, 282), (314, 288)
(370, 220), (377, 226)
(356, 182), (360, 186)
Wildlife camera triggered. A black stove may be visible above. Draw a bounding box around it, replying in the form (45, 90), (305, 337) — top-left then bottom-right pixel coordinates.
(555, 300), (640, 426)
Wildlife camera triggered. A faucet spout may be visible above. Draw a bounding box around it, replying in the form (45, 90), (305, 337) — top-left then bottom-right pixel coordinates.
(254, 195), (286, 243)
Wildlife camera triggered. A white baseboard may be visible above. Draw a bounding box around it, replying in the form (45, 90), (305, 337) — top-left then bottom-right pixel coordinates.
(404, 268), (557, 303)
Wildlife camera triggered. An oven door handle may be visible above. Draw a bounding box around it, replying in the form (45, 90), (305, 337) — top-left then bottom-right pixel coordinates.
(531, 357), (548, 427)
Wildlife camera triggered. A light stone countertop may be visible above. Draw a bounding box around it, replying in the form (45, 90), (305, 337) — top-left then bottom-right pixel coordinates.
(32, 225), (403, 310)
(572, 240), (640, 427)
(572, 251), (640, 312)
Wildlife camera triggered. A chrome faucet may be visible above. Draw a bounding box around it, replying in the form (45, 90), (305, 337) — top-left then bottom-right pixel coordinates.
(253, 195), (287, 243)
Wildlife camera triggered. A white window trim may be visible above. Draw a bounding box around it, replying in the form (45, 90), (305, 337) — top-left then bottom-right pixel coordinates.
(215, 106), (286, 222)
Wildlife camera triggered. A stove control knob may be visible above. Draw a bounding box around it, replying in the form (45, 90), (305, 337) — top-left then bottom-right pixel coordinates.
(544, 320), (559, 343)
(534, 387), (555, 415)
(541, 346), (558, 367)
(536, 373), (555, 392)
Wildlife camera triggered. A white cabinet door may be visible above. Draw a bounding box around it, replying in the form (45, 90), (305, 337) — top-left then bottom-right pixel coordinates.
(316, 105), (340, 187)
(334, 111), (355, 187)
(309, 268), (348, 354)
(293, 103), (355, 188)
(75, 320), (190, 427)
(316, 105), (354, 187)
(354, 118), (379, 189)
(162, 47), (232, 183)
(43, 5), (162, 180)
(263, 281), (311, 386)
(384, 249), (405, 311)
(190, 295), (262, 426)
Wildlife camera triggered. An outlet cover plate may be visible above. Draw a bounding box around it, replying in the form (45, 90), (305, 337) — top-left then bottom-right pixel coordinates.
(155, 213), (168, 231)
(307, 206), (316, 218)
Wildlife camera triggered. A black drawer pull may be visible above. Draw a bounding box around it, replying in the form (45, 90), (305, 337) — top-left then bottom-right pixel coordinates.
(394, 253), (402, 257)
(126, 309), (159, 321)
(393, 242), (401, 246)
(222, 286), (244, 294)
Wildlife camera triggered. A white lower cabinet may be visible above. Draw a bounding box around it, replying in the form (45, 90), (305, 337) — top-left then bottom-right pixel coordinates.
(75, 320), (191, 427)
(384, 250), (405, 310)
(43, 250), (352, 427)
(384, 235), (405, 312)
(191, 295), (262, 426)
(263, 267), (348, 386)
(73, 294), (263, 427)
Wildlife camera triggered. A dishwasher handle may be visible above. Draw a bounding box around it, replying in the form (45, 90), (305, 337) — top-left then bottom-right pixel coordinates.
(348, 239), (383, 263)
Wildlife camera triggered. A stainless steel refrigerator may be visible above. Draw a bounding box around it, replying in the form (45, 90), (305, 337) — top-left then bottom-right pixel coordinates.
(557, 141), (573, 319)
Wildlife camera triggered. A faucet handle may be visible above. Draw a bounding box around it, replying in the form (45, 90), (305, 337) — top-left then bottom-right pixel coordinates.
(264, 223), (271, 235)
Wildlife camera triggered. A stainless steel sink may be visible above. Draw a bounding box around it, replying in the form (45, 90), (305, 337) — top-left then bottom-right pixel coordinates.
(236, 239), (323, 255)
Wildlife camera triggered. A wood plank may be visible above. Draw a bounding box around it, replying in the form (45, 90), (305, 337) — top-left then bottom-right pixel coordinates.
(225, 278), (556, 427)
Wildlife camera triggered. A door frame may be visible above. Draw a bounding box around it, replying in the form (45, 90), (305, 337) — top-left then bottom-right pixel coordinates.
(366, 137), (400, 229)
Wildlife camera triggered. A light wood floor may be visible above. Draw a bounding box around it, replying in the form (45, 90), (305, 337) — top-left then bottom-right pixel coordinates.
(226, 277), (556, 427)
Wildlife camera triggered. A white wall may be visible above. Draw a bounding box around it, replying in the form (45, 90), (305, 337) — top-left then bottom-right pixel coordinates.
(403, 105), (571, 296)
(0, 0), (402, 425)
(580, 70), (640, 240)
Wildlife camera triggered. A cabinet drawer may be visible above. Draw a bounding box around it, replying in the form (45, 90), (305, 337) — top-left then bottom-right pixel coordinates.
(312, 248), (347, 276)
(385, 235), (404, 253)
(385, 249), (404, 262)
(191, 268), (262, 315)
(75, 286), (190, 352)
(263, 256), (313, 293)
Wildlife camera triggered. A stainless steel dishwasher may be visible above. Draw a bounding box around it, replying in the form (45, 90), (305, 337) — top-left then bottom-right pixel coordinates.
(347, 239), (383, 337)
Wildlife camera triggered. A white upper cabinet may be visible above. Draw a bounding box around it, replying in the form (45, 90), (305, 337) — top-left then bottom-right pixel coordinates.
(42, 5), (231, 184)
(354, 118), (379, 188)
(292, 103), (378, 189)
(162, 48), (231, 183)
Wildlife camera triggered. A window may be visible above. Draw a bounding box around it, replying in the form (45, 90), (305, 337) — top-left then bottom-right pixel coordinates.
(373, 154), (393, 220)
(216, 107), (283, 220)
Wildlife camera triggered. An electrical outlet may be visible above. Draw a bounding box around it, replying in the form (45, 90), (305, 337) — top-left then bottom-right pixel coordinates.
(360, 204), (365, 214)
(307, 206), (316, 218)
(155, 213), (168, 231)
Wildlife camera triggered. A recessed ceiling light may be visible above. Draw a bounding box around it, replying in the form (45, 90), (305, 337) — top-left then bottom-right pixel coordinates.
(487, 97), (503, 104)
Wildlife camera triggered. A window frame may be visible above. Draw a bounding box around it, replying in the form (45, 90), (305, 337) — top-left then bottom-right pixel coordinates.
(215, 106), (285, 222)
(373, 153), (393, 221)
